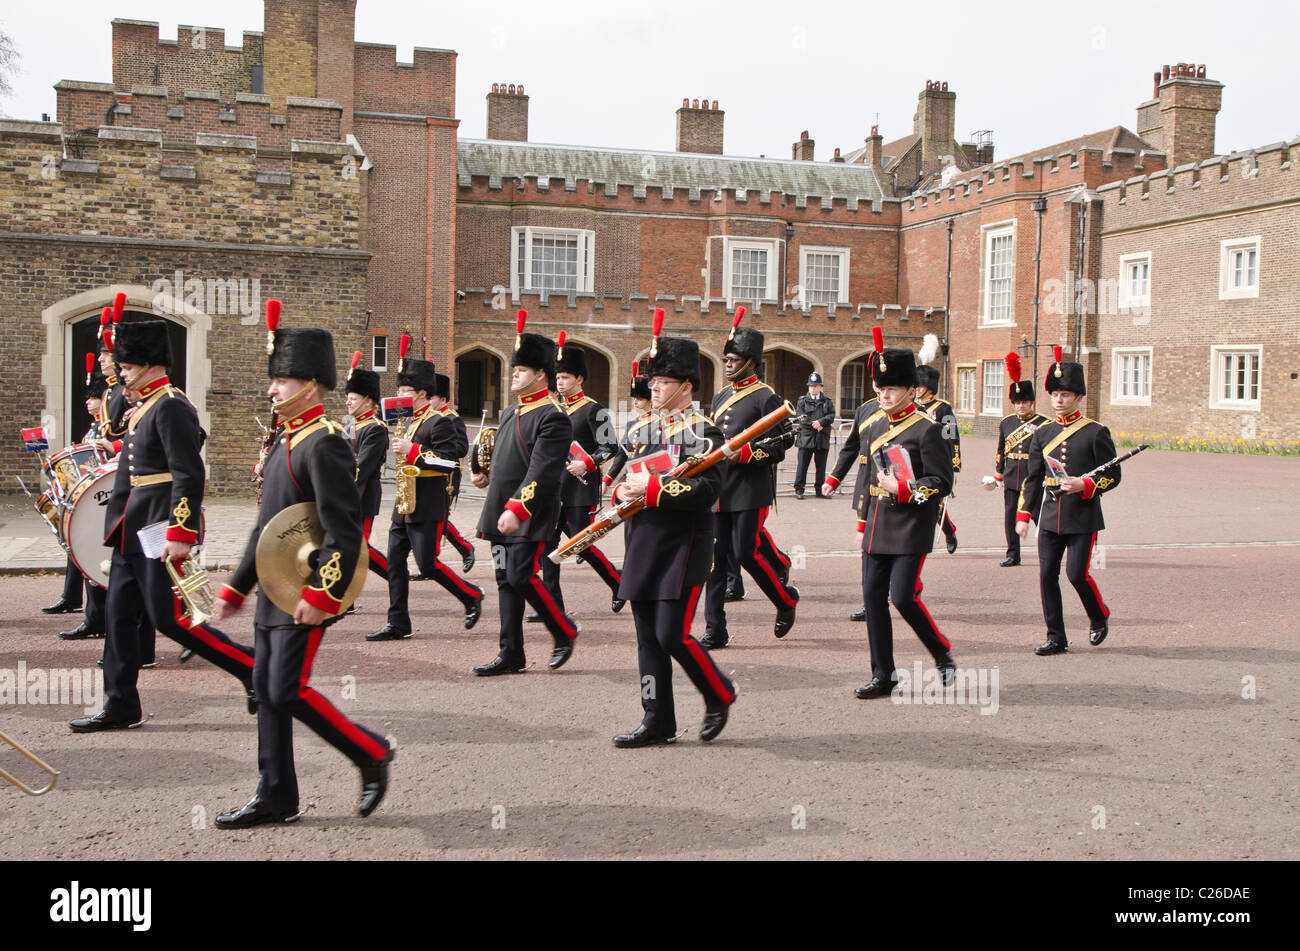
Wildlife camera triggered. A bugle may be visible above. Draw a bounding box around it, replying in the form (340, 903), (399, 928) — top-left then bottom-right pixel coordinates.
(0, 729), (59, 796)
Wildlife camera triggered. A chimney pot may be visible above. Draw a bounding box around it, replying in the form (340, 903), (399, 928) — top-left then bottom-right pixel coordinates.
(712, 100), (718, 109)
(942, 81), (948, 91)
(871, 124), (878, 136)
(682, 98), (689, 107)
(518, 84), (524, 94)
(801, 130), (808, 139)
(692, 98), (699, 108)
(491, 83), (498, 93)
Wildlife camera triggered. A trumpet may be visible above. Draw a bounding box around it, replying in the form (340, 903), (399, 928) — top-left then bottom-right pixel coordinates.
(166, 552), (217, 627)
(0, 729), (59, 796)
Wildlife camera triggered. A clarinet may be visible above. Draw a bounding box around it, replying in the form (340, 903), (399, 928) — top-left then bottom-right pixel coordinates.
(1047, 444), (1148, 499)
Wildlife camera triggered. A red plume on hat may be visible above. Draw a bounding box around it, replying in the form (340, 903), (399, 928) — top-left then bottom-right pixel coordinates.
(1004, 351), (1022, 383)
(515, 309), (527, 351)
(556, 330), (566, 359)
(265, 299), (281, 355)
(100, 306), (114, 353)
(349, 350), (362, 381)
(1053, 345), (1063, 378)
(872, 325), (886, 372)
(650, 307), (665, 358)
(399, 333), (411, 372)
(728, 305), (746, 341)
(112, 292), (126, 322)
(631, 360), (639, 380)
(85, 352), (95, 386)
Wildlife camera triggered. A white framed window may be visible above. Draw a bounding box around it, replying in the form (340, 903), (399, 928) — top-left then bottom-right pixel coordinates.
(799, 246), (850, 306)
(372, 334), (388, 372)
(981, 360), (1004, 416)
(1118, 252), (1151, 309)
(981, 221), (1016, 325)
(1219, 237), (1260, 300)
(1111, 347), (1151, 405)
(511, 227), (595, 298)
(955, 365), (977, 415)
(722, 237), (780, 305)
(1209, 346), (1261, 410)
(840, 360), (867, 416)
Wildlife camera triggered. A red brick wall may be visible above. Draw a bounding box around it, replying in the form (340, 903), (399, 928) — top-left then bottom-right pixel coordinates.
(111, 20), (261, 101)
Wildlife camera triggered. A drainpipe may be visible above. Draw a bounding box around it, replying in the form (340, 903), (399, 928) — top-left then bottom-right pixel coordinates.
(1030, 196), (1047, 383)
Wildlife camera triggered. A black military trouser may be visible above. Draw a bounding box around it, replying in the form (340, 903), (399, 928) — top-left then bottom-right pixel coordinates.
(632, 588), (735, 736)
(89, 579), (156, 665)
(387, 518), (483, 631)
(444, 521), (474, 559)
(59, 558), (84, 609)
(1003, 490), (1022, 560)
(793, 447), (829, 496)
(540, 505), (622, 613)
(862, 552), (951, 683)
(252, 622), (391, 811)
(1038, 529), (1109, 647)
(102, 550), (254, 722)
(705, 508), (798, 639)
(493, 540), (578, 665)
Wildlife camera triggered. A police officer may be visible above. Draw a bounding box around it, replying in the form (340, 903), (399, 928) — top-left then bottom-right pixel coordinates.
(824, 391), (883, 622)
(369, 359), (484, 639)
(1016, 348), (1121, 655)
(915, 360), (961, 554)
(213, 322), (394, 826)
(994, 352), (1048, 567)
(610, 331), (736, 747)
(701, 312), (799, 647)
(70, 320), (256, 733)
(793, 372), (836, 499)
(344, 357), (390, 579)
(470, 314), (578, 675)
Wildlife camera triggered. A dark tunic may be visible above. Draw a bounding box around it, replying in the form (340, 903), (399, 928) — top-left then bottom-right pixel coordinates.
(859, 403), (954, 555)
(710, 376), (786, 513)
(794, 392), (836, 451)
(477, 388), (571, 545)
(352, 410), (388, 521)
(1017, 411), (1122, 536)
(995, 412), (1050, 495)
(826, 397), (883, 519)
(394, 403), (467, 524)
(559, 392), (620, 508)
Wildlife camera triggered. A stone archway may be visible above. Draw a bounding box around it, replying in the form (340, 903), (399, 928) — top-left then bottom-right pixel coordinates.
(563, 336), (615, 408)
(761, 346), (817, 404)
(836, 349), (876, 417)
(453, 344), (507, 420)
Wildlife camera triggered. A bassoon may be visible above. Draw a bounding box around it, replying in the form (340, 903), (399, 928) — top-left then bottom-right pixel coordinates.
(549, 400), (795, 564)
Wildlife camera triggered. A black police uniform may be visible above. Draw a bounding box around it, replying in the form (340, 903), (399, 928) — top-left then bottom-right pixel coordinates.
(351, 407), (390, 577)
(996, 409), (1049, 563)
(918, 393), (961, 544)
(1017, 407), (1120, 650)
(793, 389), (836, 497)
(615, 407), (736, 736)
(539, 389), (623, 612)
(218, 402), (391, 813)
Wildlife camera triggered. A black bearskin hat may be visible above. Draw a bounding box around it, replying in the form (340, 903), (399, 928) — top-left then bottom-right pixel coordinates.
(269, 327), (337, 390)
(347, 367), (381, 404)
(914, 366), (941, 393)
(433, 373), (451, 401)
(113, 320), (173, 369)
(869, 348), (917, 390)
(555, 343), (588, 380)
(724, 326), (764, 366)
(645, 337), (701, 389)
(1045, 363), (1086, 396)
(512, 332), (557, 383)
(630, 365), (651, 401)
(397, 358), (437, 396)
(1009, 379), (1036, 402)
(86, 371), (108, 400)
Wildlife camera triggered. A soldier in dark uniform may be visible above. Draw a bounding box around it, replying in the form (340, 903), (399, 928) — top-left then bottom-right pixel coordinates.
(848, 342), (956, 698)
(470, 315), (578, 675)
(994, 352), (1048, 567)
(824, 392), (883, 622)
(538, 335), (625, 617)
(369, 359), (484, 640)
(603, 362), (650, 487)
(69, 321), (256, 733)
(46, 369), (103, 624)
(344, 355), (391, 579)
(213, 324), (393, 827)
(915, 362), (961, 554)
(793, 372), (836, 499)
(1016, 348), (1121, 655)
(701, 313), (799, 648)
(610, 333), (736, 747)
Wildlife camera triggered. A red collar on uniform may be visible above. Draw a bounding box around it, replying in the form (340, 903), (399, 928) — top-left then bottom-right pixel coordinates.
(105, 374), (118, 386)
(1018, 413), (1037, 421)
(564, 390), (586, 405)
(284, 404), (326, 431)
(732, 375), (758, 390)
(354, 409), (375, 422)
(888, 402), (916, 422)
(1056, 410), (1082, 425)
(519, 387), (550, 405)
(137, 376), (170, 399)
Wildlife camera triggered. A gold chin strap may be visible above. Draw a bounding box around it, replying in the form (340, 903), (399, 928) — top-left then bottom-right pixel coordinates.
(272, 379), (317, 416)
(656, 380), (690, 414)
(725, 359), (754, 383)
(123, 366), (161, 392)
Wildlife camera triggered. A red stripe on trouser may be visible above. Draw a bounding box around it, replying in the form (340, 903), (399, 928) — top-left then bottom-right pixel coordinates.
(911, 558), (950, 650)
(763, 529), (790, 567)
(174, 595), (253, 672)
(299, 626), (388, 762)
(680, 586), (734, 703)
(751, 507), (796, 607)
(583, 543), (620, 582)
(914, 554), (925, 596)
(432, 522), (479, 601)
(1084, 532), (1110, 618)
(528, 543), (577, 639)
(369, 546), (388, 572)
(363, 517), (373, 539)
(445, 522), (471, 554)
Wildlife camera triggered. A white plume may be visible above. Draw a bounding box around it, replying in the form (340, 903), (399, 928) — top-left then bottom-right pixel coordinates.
(918, 333), (940, 366)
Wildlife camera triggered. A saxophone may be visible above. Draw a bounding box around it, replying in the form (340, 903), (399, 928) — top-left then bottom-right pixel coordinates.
(394, 415), (418, 515)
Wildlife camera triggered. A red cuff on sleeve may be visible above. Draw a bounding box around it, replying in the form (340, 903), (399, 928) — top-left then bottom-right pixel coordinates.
(856, 519), (866, 532)
(1016, 511), (1031, 524)
(737, 444), (753, 465)
(217, 585), (245, 610)
(504, 499), (531, 522)
(896, 479), (912, 504)
(572, 444), (596, 473)
(405, 444), (421, 465)
(112, 440), (123, 455)
(602, 474), (612, 487)
(165, 525), (199, 543)
(301, 585), (343, 616)
(612, 483), (626, 503)
(1081, 477), (1097, 500)
(825, 475), (841, 491)
(645, 472), (663, 508)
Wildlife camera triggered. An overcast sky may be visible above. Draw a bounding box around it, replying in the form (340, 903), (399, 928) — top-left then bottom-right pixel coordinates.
(3, 1), (1298, 161)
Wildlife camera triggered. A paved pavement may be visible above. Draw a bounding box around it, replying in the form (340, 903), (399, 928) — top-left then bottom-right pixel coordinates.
(2, 436), (1297, 860)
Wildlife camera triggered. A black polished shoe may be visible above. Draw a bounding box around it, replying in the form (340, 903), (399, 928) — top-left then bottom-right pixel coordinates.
(999, 557), (1020, 567)
(612, 724), (676, 749)
(461, 549), (476, 573)
(945, 533), (958, 555)
(776, 562), (790, 587)
(244, 683), (257, 715)
(409, 573), (427, 582)
(936, 653), (957, 687)
(1035, 639), (1068, 656)
(214, 797), (300, 830)
(69, 710), (143, 733)
(464, 595), (483, 631)
(58, 621), (105, 640)
(699, 630), (729, 650)
(723, 585), (745, 603)
(473, 655), (526, 677)
(140, 659), (157, 670)
(358, 739), (396, 817)
(611, 597), (627, 614)
(179, 648), (195, 663)
(794, 491), (805, 500)
(548, 640), (575, 671)
(42, 598), (80, 615)
(1088, 620), (1109, 646)
(850, 608), (867, 622)
(853, 678), (895, 699)
(524, 612), (543, 623)
(700, 681), (737, 742)
(95, 659), (103, 669)
(774, 587), (799, 639)
(366, 623), (412, 642)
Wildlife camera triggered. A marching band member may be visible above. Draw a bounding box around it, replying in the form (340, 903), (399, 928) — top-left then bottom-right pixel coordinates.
(45, 366), (102, 624)
(995, 353), (1048, 567)
(914, 339), (961, 554)
(603, 361), (650, 486)
(213, 320), (393, 826)
(824, 388), (883, 622)
(344, 353), (391, 579)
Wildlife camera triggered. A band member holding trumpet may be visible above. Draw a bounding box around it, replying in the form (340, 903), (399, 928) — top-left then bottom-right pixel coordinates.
(994, 353), (1047, 567)
(369, 355), (484, 640)
(470, 312), (578, 675)
(70, 320), (256, 733)
(1016, 348), (1121, 656)
(610, 327), (736, 747)
(213, 318), (393, 827)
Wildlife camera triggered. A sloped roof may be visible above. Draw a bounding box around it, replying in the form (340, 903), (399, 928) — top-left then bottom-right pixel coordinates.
(458, 139), (886, 206)
(978, 126), (1156, 170)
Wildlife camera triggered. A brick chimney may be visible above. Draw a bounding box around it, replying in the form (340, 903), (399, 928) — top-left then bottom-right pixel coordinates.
(792, 130), (815, 161)
(486, 83), (529, 141)
(676, 98), (724, 155)
(264, 0), (321, 107)
(862, 125), (883, 171)
(1137, 63), (1222, 167)
(913, 80), (957, 167)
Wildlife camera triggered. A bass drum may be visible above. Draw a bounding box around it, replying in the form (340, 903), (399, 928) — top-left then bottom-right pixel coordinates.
(46, 443), (104, 500)
(61, 462), (117, 589)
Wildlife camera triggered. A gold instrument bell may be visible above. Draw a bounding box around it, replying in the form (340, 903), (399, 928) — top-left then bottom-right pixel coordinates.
(254, 503), (367, 616)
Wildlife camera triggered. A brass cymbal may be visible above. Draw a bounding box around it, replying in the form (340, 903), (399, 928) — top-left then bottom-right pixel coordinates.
(254, 502), (366, 617)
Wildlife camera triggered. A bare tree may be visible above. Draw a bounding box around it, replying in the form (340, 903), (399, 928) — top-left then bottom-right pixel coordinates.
(0, 24), (19, 104)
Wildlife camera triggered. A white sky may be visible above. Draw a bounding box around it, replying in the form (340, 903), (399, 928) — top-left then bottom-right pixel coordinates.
(3, 1), (1298, 161)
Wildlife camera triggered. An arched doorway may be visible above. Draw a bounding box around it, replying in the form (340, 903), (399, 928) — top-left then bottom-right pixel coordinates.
(760, 347), (815, 404)
(837, 351), (875, 416)
(454, 347), (505, 419)
(563, 338), (612, 407)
